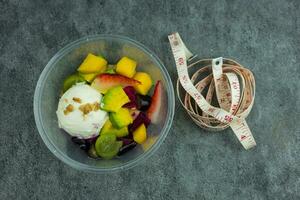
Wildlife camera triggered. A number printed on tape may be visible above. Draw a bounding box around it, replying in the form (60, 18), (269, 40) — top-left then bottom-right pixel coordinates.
(168, 32), (256, 150)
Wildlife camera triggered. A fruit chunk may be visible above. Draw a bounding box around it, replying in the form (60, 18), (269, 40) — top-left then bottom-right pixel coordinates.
(79, 72), (101, 83)
(101, 86), (130, 112)
(118, 138), (134, 146)
(105, 65), (116, 74)
(147, 81), (162, 124)
(95, 134), (122, 159)
(116, 56), (137, 78)
(110, 108), (133, 129)
(118, 140), (137, 156)
(77, 53), (107, 74)
(137, 94), (152, 111)
(114, 127), (129, 138)
(100, 119), (129, 138)
(123, 86), (138, 109)
(133, 124), (147, 144)
(105, 68), (115, 74)
(100, 119), (112, 134)
(63, 74), (85, 92)
(91, 74), (141, 94)
(129, 112), (151, 133)
(133, 72), (153, 95)
(71, 137), (93, 151)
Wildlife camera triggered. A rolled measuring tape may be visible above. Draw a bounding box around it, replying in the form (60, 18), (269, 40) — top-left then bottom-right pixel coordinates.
(168, 32), (256, 150)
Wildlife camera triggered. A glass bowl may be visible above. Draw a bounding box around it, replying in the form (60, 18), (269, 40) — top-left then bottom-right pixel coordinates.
(33, 35), (175, 173)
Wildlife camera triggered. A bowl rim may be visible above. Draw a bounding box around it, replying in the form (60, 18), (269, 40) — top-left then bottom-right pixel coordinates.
(33, 34), (175, 173)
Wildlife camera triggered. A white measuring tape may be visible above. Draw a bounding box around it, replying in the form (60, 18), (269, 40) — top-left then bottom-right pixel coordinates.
(168, 32), (256, 150)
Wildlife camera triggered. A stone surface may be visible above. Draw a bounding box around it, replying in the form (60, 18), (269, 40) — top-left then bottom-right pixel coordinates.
(0, 0), (299, 199)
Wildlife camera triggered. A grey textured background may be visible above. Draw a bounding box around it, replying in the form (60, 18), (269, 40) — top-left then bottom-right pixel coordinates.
(1, 0), (300, 199)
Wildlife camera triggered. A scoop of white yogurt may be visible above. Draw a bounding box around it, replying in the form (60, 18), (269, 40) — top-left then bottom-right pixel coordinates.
(56, 83), (107, 139)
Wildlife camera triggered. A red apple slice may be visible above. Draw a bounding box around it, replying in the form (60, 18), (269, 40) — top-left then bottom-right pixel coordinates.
(147, 81), (162, 124)
(91, 74), (140, 94)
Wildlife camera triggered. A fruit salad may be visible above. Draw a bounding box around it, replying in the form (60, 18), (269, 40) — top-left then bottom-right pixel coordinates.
(56, 53), (162, 159)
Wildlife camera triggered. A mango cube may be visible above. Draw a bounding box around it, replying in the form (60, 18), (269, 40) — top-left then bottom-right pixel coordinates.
(77, 53), (107, 74)
(116, 56), (137, 78)
(100, 119), (129, 138)
(101, 86), (130, 112)
(109, 108), (133, 129)
(133, 72), (153, 95)
(133, 124), (147, 144)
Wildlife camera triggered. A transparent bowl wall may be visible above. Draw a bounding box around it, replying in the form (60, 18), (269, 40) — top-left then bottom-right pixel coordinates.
(34, 35), (175, 173)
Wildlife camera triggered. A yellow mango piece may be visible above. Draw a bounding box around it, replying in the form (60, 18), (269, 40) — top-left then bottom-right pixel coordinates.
(79, 71), (101, 83)
(100, 119), (113, 134)
(77, 53), (107, 74)
(133, 72), (153, 95)
(133, 124), (147, 144)
(116, 56), (137, 78)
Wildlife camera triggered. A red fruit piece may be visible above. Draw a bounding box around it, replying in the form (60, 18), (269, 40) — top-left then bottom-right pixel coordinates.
(123, 86), (138, 109)
(147, 81), (162, 124)
(129, 112), (151, 133)
(91, 74), (141, 94)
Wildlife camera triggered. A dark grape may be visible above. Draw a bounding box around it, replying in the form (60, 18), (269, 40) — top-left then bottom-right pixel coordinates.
(118, 138), (134, 146)
(71, 137), (92, 151)
(71, 137), (85, 145)
(137, 94), (151, 111)
(79, 143), (90, 151)
(118, 141), (137, 156)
